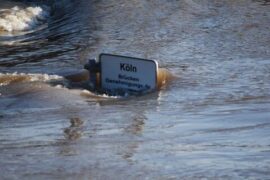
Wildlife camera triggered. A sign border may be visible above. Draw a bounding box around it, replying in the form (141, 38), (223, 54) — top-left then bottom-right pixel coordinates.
(99, 53), (158, 92)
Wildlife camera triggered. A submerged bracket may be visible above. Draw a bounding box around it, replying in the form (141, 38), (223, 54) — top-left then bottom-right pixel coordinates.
(84, 59), (100, 90)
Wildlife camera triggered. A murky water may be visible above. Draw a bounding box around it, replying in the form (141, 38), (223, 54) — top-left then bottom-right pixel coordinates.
(1, 0), (270, 179)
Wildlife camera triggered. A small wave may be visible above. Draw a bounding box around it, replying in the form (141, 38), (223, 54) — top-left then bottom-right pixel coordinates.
(80, 89), (123, 99)
(0, 72), (123, 101)
(205, 123), (270, 134)
(0, 73), (122, 98)
(0, 72), (63, 86)
(0, 5), (49, 33)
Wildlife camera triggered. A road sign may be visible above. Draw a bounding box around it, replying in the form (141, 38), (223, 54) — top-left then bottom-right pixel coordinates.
(100, 54), (158, 93)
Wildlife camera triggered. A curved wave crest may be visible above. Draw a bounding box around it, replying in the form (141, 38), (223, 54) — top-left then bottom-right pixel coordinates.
(0, 5), (49, 32)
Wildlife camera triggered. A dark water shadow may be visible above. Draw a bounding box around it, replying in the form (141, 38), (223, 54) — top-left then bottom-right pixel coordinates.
(253, 0), (270, 5)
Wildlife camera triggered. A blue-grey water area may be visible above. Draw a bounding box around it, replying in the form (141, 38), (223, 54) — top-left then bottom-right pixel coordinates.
(0, 0), (270, 179)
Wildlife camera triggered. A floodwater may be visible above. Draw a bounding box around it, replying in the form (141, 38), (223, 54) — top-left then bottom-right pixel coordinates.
(0, 0), (270, 179)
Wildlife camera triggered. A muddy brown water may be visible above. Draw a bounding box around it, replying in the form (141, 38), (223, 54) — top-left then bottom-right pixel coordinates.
(0, 0), (270, 179)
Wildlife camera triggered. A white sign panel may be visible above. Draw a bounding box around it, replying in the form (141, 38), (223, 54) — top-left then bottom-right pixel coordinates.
(100, 54), (158, 92)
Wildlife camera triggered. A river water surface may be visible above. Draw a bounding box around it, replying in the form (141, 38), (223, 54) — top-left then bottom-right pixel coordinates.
(0, 0), (270, 179)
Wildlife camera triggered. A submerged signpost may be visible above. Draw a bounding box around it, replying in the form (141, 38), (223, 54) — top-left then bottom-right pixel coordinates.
(100, 54), (158, 93)
(83, 53), (159, 94)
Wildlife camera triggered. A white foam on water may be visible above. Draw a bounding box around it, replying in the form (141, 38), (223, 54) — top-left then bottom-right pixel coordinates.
(0, 6), (49, 32)
(81, 89), (122, 99)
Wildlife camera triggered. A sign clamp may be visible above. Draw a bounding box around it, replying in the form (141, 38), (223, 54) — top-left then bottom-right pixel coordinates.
(84, 59), (100, 90)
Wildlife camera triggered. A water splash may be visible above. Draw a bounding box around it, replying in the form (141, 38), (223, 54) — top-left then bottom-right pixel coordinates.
(0, 72), (63, 87)
(0, 5), (49, 33)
